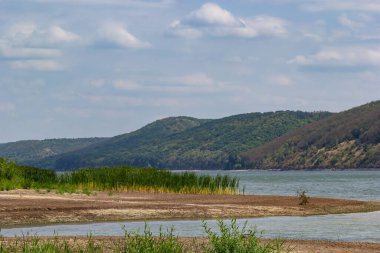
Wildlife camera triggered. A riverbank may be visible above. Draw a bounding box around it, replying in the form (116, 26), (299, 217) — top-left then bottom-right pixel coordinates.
(0, 236), (379, 253)
(1, 189), (380, 227)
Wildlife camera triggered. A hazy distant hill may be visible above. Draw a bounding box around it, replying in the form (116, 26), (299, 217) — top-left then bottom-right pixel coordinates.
(0, 138), (107, 164)
(28, 111), (330, 170)
(243, 101), (380, 169)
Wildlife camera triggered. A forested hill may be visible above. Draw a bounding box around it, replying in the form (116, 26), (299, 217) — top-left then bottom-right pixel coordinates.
(27, 111), (330, 170)
(242, 101), (380, 169)
(0, 138), (107, 165)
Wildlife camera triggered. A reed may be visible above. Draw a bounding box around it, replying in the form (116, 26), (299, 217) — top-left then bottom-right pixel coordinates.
(0, 158), (239, 194)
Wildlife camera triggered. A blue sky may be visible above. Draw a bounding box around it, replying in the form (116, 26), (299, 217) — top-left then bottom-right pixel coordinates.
(1, 0), (379, 142)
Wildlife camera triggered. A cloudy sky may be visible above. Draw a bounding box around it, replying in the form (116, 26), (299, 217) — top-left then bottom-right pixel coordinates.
(1, 0), (379, 142)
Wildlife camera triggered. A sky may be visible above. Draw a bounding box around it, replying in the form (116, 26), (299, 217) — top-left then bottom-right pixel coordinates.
(0, 0), (379, 143)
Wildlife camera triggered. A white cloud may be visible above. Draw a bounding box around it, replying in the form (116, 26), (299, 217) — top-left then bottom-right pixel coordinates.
(243, 16), (288, 37)
(288, 47), (380, 67)
(0, 44), (62, 59)
(10, 60), (64, 71)
(98, 22), (150, 49)
(182, 3), (241, 27)
(5, 22), (80, 47)
(338, 15), (368, 30)
(0, 22), (80, 71)
(169, 3), (288, 39)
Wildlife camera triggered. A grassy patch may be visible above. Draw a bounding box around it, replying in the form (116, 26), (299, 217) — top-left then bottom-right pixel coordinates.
(0, 220), (290, 253)
(0, 158), (239, 194)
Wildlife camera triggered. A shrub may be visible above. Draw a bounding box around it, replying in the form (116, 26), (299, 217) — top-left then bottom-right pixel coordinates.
(203, 219), (284, 253)
(297, 190), (310, 205)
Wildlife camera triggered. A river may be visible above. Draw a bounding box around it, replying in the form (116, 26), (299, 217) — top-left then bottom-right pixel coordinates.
(1, 170), (379, 242)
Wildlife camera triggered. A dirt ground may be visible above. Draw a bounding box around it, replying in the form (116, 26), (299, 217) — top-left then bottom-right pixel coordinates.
(1, 189), (379, 227)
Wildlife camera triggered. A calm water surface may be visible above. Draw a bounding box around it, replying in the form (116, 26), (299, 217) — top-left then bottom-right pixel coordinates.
(2, 170), (380, 242)
(194, 170), (380, 201)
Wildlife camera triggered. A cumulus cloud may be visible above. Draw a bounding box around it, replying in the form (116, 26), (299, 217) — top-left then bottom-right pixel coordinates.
(98, 22), (150, 49)
(0, 22), (80, 71)
(288, 47), (380, 67)
(169, 3), (288, 39)
(182, 3), (241, 27)
(5, 22), (80, 47)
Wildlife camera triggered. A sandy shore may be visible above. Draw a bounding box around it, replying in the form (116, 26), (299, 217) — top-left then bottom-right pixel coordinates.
(1, 189), (380, 227)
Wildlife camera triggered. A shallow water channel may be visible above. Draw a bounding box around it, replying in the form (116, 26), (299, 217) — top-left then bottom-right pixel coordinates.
(2, 170), (380, 242)
(1, 212), (380, 243)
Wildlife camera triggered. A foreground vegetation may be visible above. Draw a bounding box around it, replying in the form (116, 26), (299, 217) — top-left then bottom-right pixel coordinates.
(0, 159), (239, 194)
(0, 220), (287, 253)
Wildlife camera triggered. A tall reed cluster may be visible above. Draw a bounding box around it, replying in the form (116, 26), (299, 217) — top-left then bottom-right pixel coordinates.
(0, 158), (239, 194)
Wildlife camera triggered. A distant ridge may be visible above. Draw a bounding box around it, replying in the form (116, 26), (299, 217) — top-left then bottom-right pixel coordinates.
(242, 101), (380, 169)
(0, 138), (108, 165)
(12, 111), (330, 170)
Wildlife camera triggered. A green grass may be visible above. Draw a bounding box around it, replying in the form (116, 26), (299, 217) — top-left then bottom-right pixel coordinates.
(0, 158), (239, 194)
(0, 220), (290, 253)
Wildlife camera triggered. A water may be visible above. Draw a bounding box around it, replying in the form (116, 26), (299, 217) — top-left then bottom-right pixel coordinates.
(2, 170), (380, 242)
(193, 170), (380, 201)
(2, 212), (380, 242)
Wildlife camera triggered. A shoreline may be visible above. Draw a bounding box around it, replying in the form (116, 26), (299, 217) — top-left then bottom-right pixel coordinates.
(1, 189), (380, 228)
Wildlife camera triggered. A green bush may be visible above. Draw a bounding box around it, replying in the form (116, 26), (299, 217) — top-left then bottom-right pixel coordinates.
(203, 219), (284, 253)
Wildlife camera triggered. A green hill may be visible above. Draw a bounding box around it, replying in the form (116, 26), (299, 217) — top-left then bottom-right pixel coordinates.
(0, 138), (107, 165)
(242, 101), (380, 169)
(28, 111), (330, 170)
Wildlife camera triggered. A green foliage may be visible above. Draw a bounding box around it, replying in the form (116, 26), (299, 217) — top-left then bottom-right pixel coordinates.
(0, 138), (107, 165)
(26, 112), (329, 170)
(0, 158), (56, 191)
(0, 220), (290, 253)
(0, 159), (239, 194)
(0, 235), (102, 253)
(203, 219), (284, 253)
(118, 224), (184, 253)
(244, 100), (380, 169)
